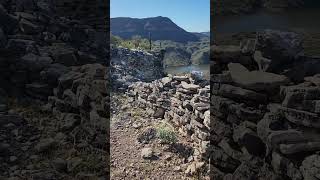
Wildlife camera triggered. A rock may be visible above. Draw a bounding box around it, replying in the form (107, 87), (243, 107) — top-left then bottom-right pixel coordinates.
(60, 113), (81, 131)
(253, 50), (271, 72)
(67, 157), (82, 172)
(5, 39), (36, 55)
(40, 63), (69, 86)
(26, 83), (52, 99)
(51, 47), (78, 66)
(0, 143), (10, 155)
(173, 75), (189, 82)
(0, 4), (18, 33)
(20, 53), (52, 71)
(240, 38), (256, 54)
(278, 106), (320, 128)
(272, 152), (303, 180)
(305, 75), (320, 86)
(279, 142), (320, 155)
(161, 77), (172, 87)
(185, 161), (205, 176)
(0, 27), (6, 48)
(228, 63), (290, 92)
(19, 19), (40, 34)
(257, 29), (304, 72)
(9, 156), (17, 163)
(300, 154), (320, 180)
(153, 107), (165, 119)
(35, 138), (57, 152)
(233, 123), (266, 157)
(137, 128), (157, 144)
(214, 84), (267, 103)
(181, 81), (200, 92)
(52, 158), (67, 172)
(141, 147), (153, 159)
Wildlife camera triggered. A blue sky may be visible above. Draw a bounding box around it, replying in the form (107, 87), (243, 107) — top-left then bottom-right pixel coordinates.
(111, 0), (210, 32)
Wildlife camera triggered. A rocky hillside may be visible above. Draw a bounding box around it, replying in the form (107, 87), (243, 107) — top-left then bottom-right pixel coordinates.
(110, 47), (165, 90)
(111, 16), (199, 43)
(210, 29), (320, 179)
(153, 39), (210, 67)
(0, 0), (109, 179)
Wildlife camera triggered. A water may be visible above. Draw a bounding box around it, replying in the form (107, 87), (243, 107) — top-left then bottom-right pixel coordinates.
(214, 8), (320, 34)
(165, 64), (209, 76)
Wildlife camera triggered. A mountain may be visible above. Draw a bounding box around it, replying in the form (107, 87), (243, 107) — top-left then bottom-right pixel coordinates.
(110, 16), (199, 43)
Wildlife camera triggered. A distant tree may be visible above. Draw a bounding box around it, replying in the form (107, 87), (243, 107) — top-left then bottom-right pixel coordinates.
(132, 35), (142, 49)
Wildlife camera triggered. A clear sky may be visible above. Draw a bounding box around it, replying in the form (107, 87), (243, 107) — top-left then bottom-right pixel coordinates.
(110, 0), (210, 32)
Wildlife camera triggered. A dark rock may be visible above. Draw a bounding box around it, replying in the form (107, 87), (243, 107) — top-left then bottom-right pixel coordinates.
(0, 27), (6, 48)
(137, 128), (157, 144)
(19, 19), (40, 35)
(40, 63), (69, 86)
(214, 84), (267, 103)
(35, 138), (57, 152)
(5, 39), (37, 55)
(153, 107), (165, 119)
(271, 152), (303, 180)
(257, 29), (304, 73)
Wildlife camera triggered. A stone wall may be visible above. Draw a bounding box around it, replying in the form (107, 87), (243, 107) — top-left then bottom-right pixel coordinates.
(0, 0), (108, 99)
(0, 0), (109, 178)
(126, 74), (211, 176)
(54, 0), (108, 32)
(210, 29), (320, 179)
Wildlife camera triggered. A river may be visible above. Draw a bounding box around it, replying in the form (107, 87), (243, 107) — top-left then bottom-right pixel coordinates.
(165, 64), (210, 77)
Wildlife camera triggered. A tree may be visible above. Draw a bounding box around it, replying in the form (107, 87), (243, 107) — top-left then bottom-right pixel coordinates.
(131, 35), (142, 49)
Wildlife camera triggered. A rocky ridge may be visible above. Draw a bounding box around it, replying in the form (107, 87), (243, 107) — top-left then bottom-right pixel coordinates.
(210, 29), (320, 179)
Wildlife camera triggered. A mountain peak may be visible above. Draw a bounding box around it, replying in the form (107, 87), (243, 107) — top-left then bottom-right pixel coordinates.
(110, 17), (199, 43)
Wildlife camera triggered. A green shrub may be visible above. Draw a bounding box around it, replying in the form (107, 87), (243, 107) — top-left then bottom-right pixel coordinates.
(156, 123), (177, 144)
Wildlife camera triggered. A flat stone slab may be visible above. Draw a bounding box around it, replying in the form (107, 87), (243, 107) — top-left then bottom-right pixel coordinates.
(228, 63), (290, 92)
(278, 106), (320, 128)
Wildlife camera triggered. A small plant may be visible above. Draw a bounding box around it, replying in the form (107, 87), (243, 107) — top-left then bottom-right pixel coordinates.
(156, 123), (177, 144)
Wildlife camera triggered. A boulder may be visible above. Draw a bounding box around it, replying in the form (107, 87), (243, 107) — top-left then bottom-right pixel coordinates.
(228, 63), (290, 92)
(257, 29), (304, 72)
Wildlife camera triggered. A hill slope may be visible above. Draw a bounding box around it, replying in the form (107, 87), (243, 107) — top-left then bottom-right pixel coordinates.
(111, 16), (199, 43)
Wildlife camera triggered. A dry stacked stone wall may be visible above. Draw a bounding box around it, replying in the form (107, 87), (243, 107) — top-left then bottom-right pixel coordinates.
(126, 74), (211, 175)
(210, 29), (320, 179)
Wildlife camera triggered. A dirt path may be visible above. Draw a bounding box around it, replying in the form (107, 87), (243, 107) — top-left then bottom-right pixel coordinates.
(110, 94), (200, 180)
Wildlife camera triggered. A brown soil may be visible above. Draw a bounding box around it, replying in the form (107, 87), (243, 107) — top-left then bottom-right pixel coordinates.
(110, 94), (205, 180)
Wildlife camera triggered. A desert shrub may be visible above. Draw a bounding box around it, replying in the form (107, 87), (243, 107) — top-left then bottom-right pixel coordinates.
(156, 123), (177, 144)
